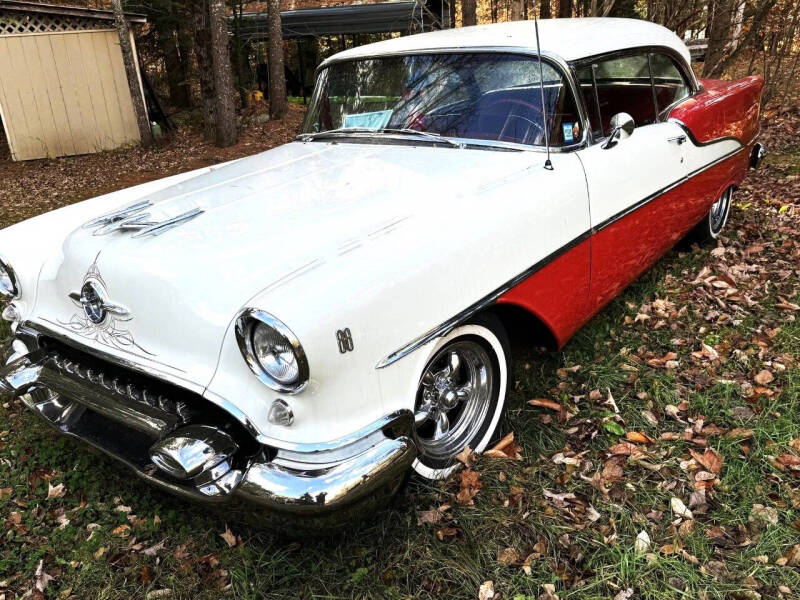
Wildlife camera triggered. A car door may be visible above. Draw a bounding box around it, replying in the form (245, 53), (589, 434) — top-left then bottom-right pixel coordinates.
(574, 50), (690, 311)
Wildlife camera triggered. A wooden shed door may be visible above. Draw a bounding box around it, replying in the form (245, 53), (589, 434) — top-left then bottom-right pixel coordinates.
(0, 30), (141, 161)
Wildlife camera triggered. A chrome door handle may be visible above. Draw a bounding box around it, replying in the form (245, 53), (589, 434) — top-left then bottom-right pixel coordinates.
(668, 134), (687, 145)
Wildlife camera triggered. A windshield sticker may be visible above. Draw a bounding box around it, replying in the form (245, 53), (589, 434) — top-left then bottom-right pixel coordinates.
(344, 110), (393, 130)
(562, 122), (574, 143)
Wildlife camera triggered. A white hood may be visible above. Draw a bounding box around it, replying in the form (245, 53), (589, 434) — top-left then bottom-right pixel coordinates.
(31, 141), (539, 388)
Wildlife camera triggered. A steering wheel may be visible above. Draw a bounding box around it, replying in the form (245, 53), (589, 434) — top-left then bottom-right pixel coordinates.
(482, 98), (546, 144)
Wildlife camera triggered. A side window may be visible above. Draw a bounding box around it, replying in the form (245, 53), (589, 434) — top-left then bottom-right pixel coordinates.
(590, 52), (657, 133)
(575, 65), (603, 138)
(649, 53), (691, 114)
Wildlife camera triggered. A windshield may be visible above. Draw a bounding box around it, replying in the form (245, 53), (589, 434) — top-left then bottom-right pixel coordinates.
(301, 53), (582, 147)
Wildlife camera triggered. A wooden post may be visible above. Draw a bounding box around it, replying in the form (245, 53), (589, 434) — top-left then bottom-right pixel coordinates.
(111, 0), (153, 147)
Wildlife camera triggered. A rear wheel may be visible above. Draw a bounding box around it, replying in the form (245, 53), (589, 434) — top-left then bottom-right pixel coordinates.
(689, 186), (733, 244)
(411, 315), (510, 480)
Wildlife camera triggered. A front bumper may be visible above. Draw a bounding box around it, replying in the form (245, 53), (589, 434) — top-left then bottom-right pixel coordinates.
(0, 326), (417, 520)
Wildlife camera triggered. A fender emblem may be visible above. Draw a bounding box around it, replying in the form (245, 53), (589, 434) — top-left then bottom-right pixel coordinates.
(336, 328), (354, 354)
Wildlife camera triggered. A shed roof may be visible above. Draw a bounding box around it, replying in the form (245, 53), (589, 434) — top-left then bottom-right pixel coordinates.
(0, 0), (146, 23)
(237, 1), (422, 39)
(324, 18), (691, 66)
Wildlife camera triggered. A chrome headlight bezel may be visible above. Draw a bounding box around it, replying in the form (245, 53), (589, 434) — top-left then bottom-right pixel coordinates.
(0, 257), (19, 300)
(235, 309), (309, 394)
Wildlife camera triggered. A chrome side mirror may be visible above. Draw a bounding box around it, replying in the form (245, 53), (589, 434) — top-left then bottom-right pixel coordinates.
(602, 112), (635, 149)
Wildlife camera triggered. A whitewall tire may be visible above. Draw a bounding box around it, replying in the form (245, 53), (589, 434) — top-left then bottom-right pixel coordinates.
(411, 315), (510, 480)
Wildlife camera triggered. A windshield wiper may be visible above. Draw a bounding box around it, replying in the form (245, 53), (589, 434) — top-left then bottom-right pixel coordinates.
(376, 128), (465, 148)
(297, 127), (464, 148)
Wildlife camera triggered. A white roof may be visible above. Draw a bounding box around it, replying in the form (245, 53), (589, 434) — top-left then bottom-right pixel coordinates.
(324, 18), (691, 67)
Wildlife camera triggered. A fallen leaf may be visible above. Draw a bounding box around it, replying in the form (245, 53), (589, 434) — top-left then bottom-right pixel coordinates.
(528, 398), (562, 411)
(33, 560), (54, 593)
(484, 432), (523, 460)
(220, 526), (239, 548)
(478, 580), (495, 600)
(46, 482), (66, 499)
(690, 448), (724, 474)
(671, 497), (693, 519)
(496, 547), (520, 565)
(456, 469), (482, 505)
(726, 428), (754, 439)
(455, 445), (477, 467)
(112, 524), (131, 538)
(749, 504), (779, 529)
(754, 369), (774, 385)
(626, 431), (655, 445)
(143, 539), (166, 557)
(634, 530), (651, 554)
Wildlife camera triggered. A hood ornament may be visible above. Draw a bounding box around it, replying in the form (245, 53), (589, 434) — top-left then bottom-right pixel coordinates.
(59, 254), (154, 356)
(68, 280), (130, 325)
(83, 201), (203, 238)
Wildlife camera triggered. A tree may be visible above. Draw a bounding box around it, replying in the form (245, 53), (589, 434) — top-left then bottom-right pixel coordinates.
(208, 0), (238, 146)
(111, 0), (153, 147)
(510, 0), (524, 21)
(462, 0), (478, 26)
(154, 14), (190, 108)
(192, 0), (216, 140)
(540, 0), (551, 18)
(704, 0), (734, 76)
(558, 0), (571, 18)
(267, 0), (288, 119)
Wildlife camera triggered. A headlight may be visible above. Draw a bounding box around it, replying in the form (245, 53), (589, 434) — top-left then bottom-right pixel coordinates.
(235, 309), (309, 393)
(0, 259), (18, 299)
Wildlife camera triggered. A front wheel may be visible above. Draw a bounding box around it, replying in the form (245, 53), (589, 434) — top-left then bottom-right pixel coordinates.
(411, 315), (510, 480)
(689, 186), (734, 243)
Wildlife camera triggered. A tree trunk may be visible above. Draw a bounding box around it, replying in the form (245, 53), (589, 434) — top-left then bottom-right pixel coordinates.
(462, 0), (477, 26)
(267, 0), (288, 119)
(111, 0), (152, 147)
(208, 0), (238, 146)
(704, 0), (734, 76)
(193, 0), (215, 140)
(177, 17), (195, 107)
(155, 20), (189, 109)
(510, 0), (524, 21)
(558, 0), (572, 18)
(540, 0), (551, 18)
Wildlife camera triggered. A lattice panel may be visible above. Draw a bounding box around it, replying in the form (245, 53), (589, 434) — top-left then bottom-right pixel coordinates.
(0, 10), (114, 36)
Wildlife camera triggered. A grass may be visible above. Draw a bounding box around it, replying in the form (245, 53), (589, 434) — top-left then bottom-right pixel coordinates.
(1, 147), (799, 599)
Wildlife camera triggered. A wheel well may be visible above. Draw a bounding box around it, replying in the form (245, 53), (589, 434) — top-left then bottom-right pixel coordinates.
(478, 304), (558, 352)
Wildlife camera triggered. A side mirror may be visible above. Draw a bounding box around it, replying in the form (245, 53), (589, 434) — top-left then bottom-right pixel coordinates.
(602, 112), (635, 149)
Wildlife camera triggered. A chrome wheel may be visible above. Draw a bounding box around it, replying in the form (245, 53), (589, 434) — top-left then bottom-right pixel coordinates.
(709, 187), (732, 235)
(414, 339), (494, 463)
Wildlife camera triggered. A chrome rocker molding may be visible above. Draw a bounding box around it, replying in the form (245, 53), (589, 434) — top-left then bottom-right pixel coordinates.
(0, 342), (417, 519)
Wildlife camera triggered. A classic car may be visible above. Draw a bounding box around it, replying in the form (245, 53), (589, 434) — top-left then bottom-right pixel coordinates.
(0, 18), (764, 524)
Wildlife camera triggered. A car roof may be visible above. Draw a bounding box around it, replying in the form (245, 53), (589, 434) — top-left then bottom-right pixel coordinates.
(322, 18), (691, 68)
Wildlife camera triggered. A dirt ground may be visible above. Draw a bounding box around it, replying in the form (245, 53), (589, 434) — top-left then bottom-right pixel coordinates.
(0, 104), (307, 228)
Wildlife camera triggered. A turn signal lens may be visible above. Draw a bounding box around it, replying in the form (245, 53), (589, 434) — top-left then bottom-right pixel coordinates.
(268, 399), (294, 426)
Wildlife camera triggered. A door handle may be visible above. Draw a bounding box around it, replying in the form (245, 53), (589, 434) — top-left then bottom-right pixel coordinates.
(667, 134), (687, 145)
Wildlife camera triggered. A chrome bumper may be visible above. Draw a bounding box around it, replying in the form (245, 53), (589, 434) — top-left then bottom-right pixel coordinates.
(1, 342), (416, 520)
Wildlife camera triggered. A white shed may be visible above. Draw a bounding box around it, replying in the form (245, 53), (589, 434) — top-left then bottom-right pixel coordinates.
(0, 1), (147, 161)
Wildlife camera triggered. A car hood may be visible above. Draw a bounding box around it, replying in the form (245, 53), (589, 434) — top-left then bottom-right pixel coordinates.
(32, 141), (537, 387)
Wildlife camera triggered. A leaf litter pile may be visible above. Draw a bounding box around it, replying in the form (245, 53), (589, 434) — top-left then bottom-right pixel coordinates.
(0, 108), (799, 599)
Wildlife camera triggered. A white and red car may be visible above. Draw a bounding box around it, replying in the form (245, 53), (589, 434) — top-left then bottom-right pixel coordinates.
(0, 18), (764, 522)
